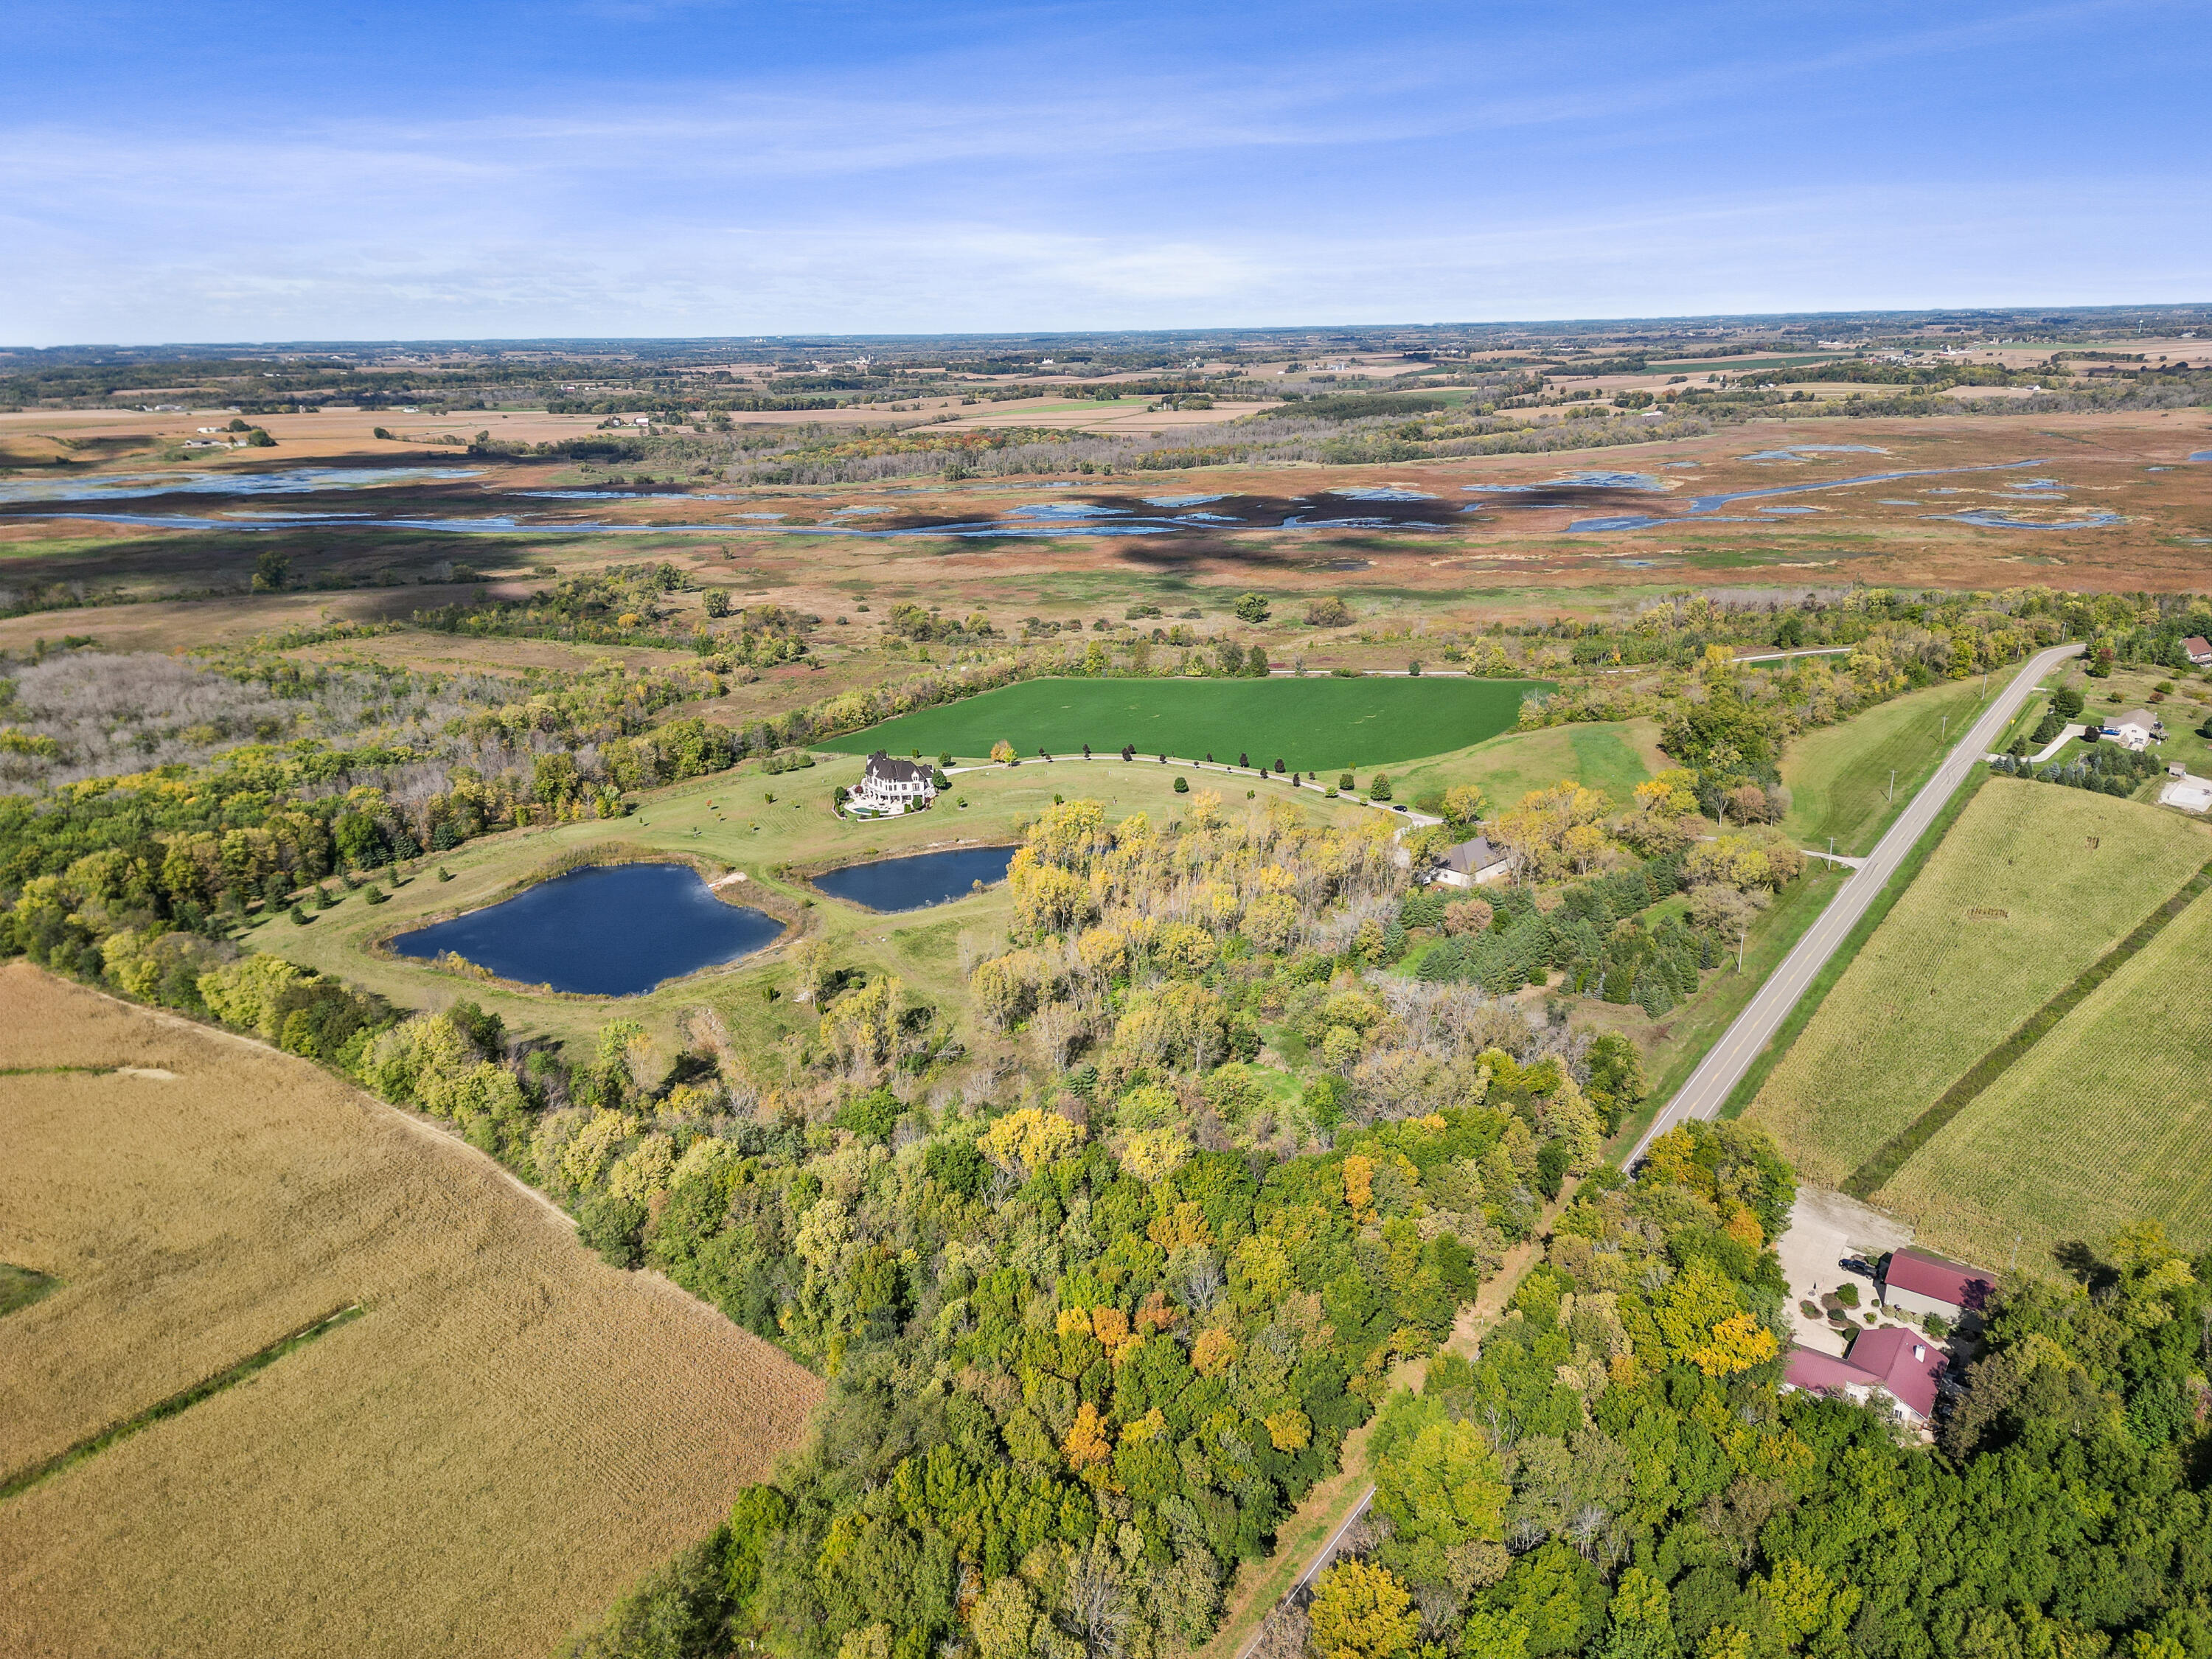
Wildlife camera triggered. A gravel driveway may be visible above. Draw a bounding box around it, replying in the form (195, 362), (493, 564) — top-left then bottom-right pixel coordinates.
(1774, 1189), (1915, 1354)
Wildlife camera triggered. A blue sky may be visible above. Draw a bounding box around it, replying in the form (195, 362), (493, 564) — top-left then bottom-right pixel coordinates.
(2, 0), (2207, 344)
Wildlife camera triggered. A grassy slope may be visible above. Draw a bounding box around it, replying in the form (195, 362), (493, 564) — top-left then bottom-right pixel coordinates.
(813, 675), (1544, 774)
(1880, 885), (2212, 1267)
(1781, 678), (1995, 856)
(251, 755), (1365, 1060)
(1388, 717), (1667, 813)
(1742, 779), (2211, 1188)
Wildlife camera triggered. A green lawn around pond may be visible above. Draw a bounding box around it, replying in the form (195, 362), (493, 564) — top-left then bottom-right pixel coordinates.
(817, 675), (1545, 774)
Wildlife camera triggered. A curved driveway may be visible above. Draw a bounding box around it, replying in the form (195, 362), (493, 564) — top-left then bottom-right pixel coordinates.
(1628, 641), (2083, 1163)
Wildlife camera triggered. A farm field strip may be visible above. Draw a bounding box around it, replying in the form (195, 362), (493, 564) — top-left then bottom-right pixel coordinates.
(1713, 765), (1994, 1123)
(1843, 860), (2212, 1197)
(1877, 882), (2212, 1267)
(1, 1304), (364, 1501)
(1742, 779), (2211, 1187)
(0, 967), (821, 1659)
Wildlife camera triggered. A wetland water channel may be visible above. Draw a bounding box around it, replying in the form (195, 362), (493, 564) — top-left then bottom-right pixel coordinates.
(391, 863), (779, 995)
(1472, 459), (2122, 532)
(1, 459), (2130, 540)
(813, 846), (1015, 911)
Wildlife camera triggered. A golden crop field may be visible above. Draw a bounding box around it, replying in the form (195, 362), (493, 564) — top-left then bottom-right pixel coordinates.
(1877, 888), (2212, 1270)
(1744, 779), (2211, 1188)
(0, 964), (822, 1659)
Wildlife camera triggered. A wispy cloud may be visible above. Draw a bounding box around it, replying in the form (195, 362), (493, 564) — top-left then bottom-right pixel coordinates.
(9, 174), (2205, 342)
(1, 0), (2205, 341)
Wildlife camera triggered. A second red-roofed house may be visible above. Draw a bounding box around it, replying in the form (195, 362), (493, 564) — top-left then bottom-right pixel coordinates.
(1782, 1327), (1950, 1426)
(1880, 1247), (1995, 1331)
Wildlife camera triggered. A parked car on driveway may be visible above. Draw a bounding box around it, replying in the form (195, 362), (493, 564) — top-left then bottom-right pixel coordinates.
(1839, 1256), (1877, 1279)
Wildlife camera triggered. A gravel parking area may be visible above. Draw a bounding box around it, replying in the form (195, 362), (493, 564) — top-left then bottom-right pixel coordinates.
(1774, 1188), (1916, 1354)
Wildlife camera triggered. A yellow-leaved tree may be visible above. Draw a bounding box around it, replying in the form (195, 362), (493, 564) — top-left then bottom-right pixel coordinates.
(1441, 783), (1487, 829)
(1489, 781), (1613, 880)
(1309, 1559), (1419, 1659)
(1691, 1311), (1780, 1378)
(1121, 1125), (1193, 1183)
(1010, 849), (1091, 937)
(1061, 1402), (1113, 1475)
(818, 975), (902, 1071)
(981, 1106), (1083, 1178)
(1342, 1154), (1376, 1221)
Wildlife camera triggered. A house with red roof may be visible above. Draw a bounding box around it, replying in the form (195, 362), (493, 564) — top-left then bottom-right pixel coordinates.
(1880, 1247), (1996, 1332)
(2185, 636), (2212, 667)
(1781, 1327), (1950, 1426)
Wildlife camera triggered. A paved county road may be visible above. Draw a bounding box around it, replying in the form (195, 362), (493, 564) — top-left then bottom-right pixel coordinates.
(1628, 641), (2083, 1164)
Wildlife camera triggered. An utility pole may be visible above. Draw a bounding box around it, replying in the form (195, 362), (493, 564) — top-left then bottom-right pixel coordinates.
(1941, 714), (1948, 742)
(1888, 768), (1896, 804)
(1738, 926), (1748, 973)
(1829, 835), (1835, 858)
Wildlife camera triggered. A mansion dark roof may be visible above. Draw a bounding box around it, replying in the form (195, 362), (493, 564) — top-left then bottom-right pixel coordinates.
(864, 751), (930, 785)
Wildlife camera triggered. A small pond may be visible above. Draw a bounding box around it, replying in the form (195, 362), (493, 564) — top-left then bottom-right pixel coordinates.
(391, 863), (780, 995)
(813, 846), (1015, 912)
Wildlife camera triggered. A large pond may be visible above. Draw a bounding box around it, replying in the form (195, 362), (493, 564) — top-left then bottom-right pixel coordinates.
(813, 846), (1015, 912)
(390, 863), (781, 995)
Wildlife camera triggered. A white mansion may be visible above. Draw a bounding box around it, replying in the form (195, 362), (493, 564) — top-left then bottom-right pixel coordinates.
(852, 751), (937, 814)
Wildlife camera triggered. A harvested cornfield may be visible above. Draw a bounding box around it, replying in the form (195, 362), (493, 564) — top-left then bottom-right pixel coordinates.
(0, 964), (822, 1659)
(1744, 779), (2210, 1187)
(1878, 886), (2212, 1270)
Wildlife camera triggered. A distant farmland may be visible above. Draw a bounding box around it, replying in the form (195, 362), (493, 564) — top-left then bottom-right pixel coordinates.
(816, 674), (1544, 773)
(1880, 885), (2212, 1270)
(1744, 780), (2211, 1189)
(0, 966), (821, 1659)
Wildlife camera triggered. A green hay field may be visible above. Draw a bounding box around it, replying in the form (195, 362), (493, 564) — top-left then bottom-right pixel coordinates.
(1879, 886), (2212, 1269)
(1743, 779), (2211, 1188)
(1780, 678), (1994, 857)
(815, 675), (1544, 773)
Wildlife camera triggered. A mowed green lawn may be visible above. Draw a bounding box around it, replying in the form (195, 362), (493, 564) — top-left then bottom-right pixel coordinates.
(818, 676), (1545, 773)
(1744, 779), (2211, 1189)
(1781, 678), (1995, 856)
(1881, 885), (2212, 1270)
(251, 752), (1323, 1064)
(1388, 718), (1666, 814)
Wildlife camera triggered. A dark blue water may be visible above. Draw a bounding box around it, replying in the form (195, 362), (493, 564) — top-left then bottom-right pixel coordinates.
(813, 846), (1015, 911)
(392, 863), (781, 995)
